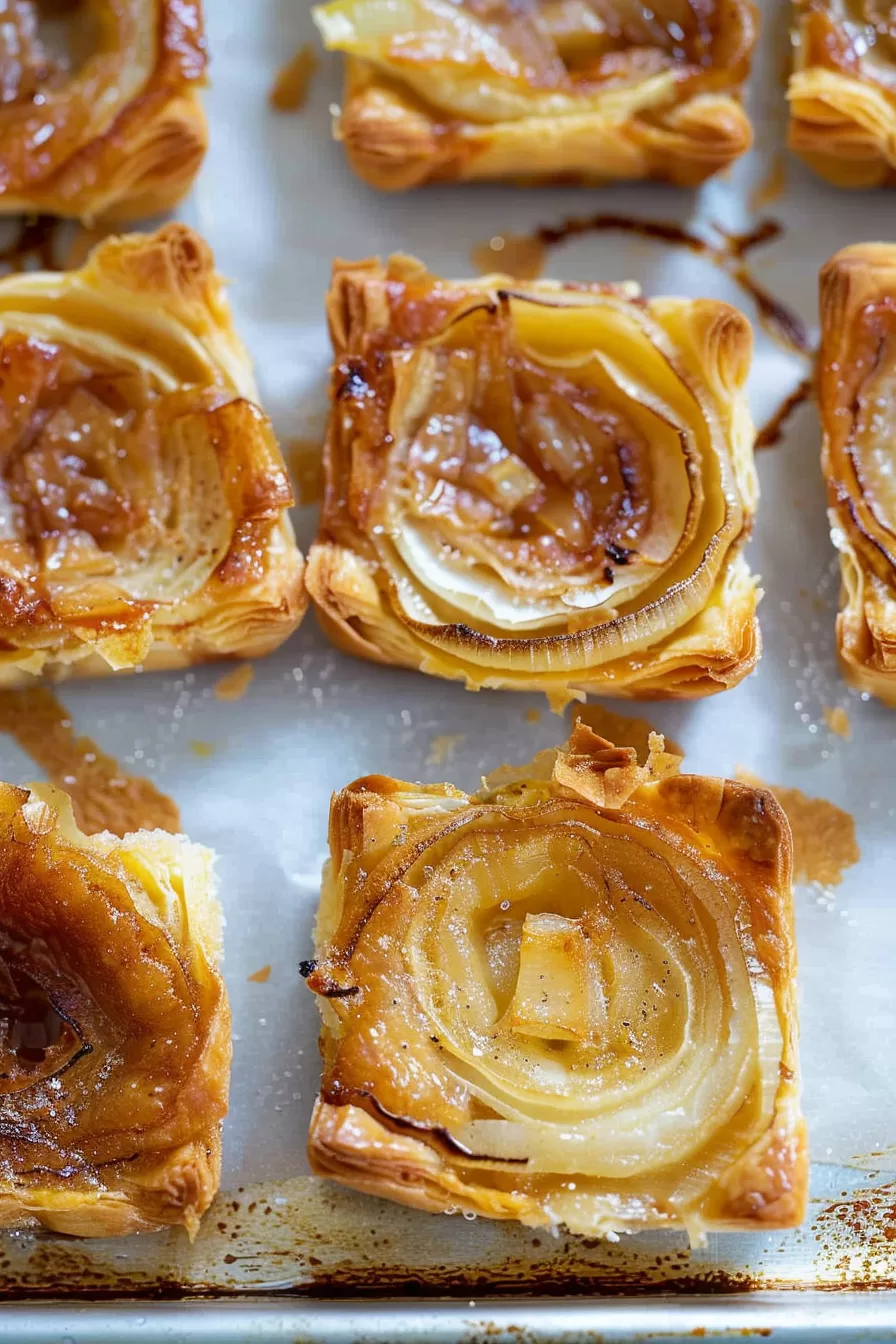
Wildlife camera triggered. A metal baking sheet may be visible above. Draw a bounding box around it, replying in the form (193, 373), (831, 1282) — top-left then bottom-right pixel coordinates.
(3, 0), (896, 1337)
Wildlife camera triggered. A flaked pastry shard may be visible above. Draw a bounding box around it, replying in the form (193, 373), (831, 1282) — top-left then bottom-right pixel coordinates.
(307, 255), (760, 705)
(819, 243), (896, 704)
(0, 0), (208, 222)
(305, 724), (806, 1243)
(313, 0), (757, 190)
(788, 1), (896, 188)
(0, 783), (229, 1236)
(0, 224), (305, 684)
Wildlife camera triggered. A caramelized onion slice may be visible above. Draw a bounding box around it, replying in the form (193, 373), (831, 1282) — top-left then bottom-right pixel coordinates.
(306, 724), (806, 1242)
(308, 254), (759, 705)
(0, 223), (305, 683)
(0, 781), (229, 1237)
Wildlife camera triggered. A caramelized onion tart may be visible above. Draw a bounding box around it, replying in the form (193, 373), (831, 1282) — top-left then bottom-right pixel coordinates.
(305, 724), (806, 1242)
(0, 782), (229, 1236)
(819, 243), (896, 703)
(312, 0), (757, 190)
(306, 255), (760, 705)
(788, 1), (896, 187)
(0, 224), (305, 684)
(0, 0), (208, 222)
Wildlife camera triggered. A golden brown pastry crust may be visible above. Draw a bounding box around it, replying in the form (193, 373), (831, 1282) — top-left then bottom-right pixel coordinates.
(788, 1), (896, 187)
(306, 725), (806, 1242)
(819, 242), (896, 702)
(0, 782), (229, 1237)
(313, 0), (757, 189)
(307, 254), (760, 705)
(0, 223), (305, 685)
(0, 1), (208, 222)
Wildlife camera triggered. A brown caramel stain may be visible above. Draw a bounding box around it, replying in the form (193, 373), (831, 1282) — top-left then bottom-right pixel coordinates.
(526, 213), (812, 357)
(247, 965), (272, 984)
(190, 740), (215, 758)
(525, 707), (542, 724)
(426, 734), (465, 767)
(824, 706), (851, 740)
(0, 687), (180, 836)
(214, 663), (254, 702)
(736, 768), (859, 887)
(269, 44), (318, 111)
(287, 437), (324, 505)
(470, 234), (546, 281)
(0, 216), (60, 274)
(749, 155), (787, 212)
(755, 377), (814, 450)
(573, 703), (683, 760)
(816, 1182), (896, 1251)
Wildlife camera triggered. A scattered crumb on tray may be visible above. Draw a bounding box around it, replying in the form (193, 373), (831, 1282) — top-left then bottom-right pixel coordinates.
(191, 740), (215, 758)
(572, 703), (683, 760)
(525, 707), (542, 724)
(248, 965), (272, 984)
(823, 706), (851, 740)
(470, 233), (546, 281)
(736, 767), (859, 887)
(427, 734), (465, 767)
(269, 44), (318, 111)
(214, 663), (254, 702)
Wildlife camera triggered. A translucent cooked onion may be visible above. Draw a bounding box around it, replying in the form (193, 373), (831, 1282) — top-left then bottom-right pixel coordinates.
(308, 255), (759, 702)
(306, 726), (806, 1240)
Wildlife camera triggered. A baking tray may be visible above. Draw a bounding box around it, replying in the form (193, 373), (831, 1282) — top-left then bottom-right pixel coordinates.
(2, 0), (896, 1338)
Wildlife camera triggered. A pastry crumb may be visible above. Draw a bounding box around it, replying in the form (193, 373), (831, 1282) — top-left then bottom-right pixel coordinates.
(736, 768), (859, 887)
(573, 704), (683, 761)
(427, 734), (465, 767)
(823, 706), (851, 740)
(248, 965), (272, 984)
(214, 664), (254, 702)
(525, 707), (542, 724)
(269, 44), (318, 111)
(191, 740), (215, 758)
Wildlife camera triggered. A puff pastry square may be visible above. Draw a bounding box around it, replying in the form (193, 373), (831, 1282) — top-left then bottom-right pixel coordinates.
(312, 0), (757, 189)
(0, 1), (208, 222)
(789, 2), (896, 187)
(0, 782), (229, 1237)
(0, 223), (305, 684)
(819, 243), (896, 702)
(307, 254), (760, 705)
(305, 725), (806, 1242)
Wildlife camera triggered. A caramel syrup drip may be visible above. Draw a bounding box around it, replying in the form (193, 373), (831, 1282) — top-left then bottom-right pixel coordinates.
(529, 214), (812, 357)
(0, 687), (180, 837)
(755, 377), (814, 450)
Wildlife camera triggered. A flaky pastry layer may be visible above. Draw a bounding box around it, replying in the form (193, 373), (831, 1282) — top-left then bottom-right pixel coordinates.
(0, 0), (208, 222)
(0, 223), (305, 684)
(819, 243), (896, 703)
(305, 726), (806, 1242)
(788, 2), (896, 187)
(307, 254), (760, 705)
(0, 781), (229, 1237)
(313, 0), (757, 189)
